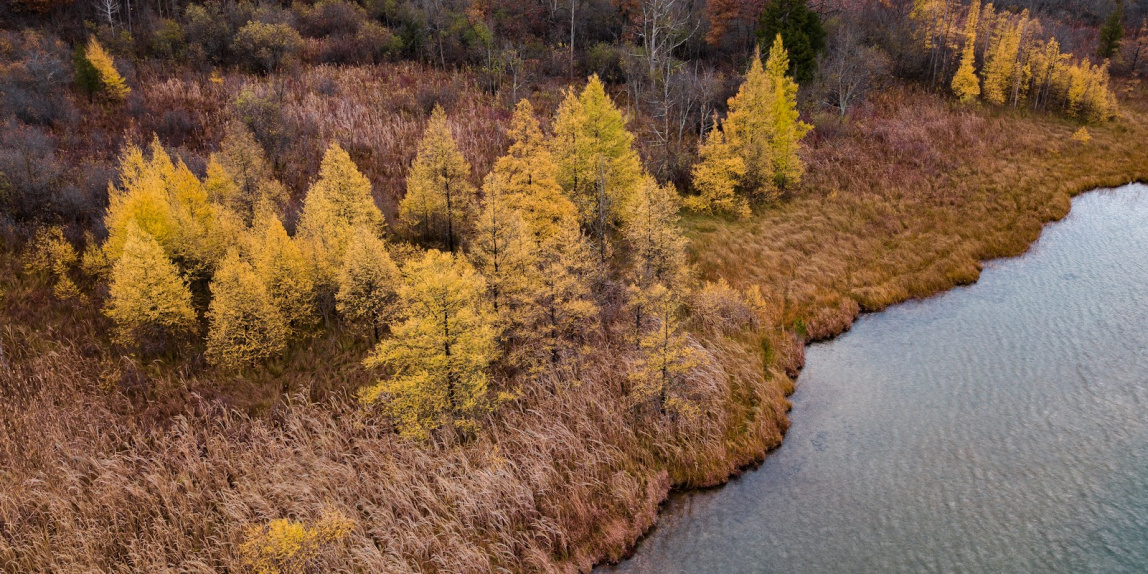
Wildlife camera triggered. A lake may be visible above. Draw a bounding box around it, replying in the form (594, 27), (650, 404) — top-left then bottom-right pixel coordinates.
(602, 183), (1148, 573)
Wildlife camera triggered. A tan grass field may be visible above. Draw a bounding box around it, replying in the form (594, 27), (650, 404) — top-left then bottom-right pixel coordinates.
(1, 72), (1146, 572)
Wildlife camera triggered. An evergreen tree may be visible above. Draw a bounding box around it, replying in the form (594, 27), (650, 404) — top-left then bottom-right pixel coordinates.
(298, 143), (385, 296)
(206, 250), (289, 369)
(686, 121), (749, 218)
(757, 0), (826, 83)
(105, 223), (197, 352)
(361, 250), (497, 440)
(249, 209), (316, 331)
(336, 225), (401, 340)
(399, 105), (477, 254)
(84, 36), (130, 101)
(550, 76), (645, 259)
(1098, 0), (1124, 60)
(72, 43), (100, 102)
(764, 35), (811, 190)
(952, 0), (982, 103)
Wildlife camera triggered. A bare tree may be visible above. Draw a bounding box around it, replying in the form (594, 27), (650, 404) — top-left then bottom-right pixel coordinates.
(818, 26), (890, 116)
(92, 0), (120, 28)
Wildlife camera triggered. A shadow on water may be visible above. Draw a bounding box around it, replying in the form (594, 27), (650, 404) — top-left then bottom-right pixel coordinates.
(601, 183), (1148, 574)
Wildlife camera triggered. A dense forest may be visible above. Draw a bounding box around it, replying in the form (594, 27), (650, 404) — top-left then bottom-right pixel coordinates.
(0, 0), (1144, 570)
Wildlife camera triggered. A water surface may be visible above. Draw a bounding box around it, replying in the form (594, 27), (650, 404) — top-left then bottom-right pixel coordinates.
(604, 183), (1148, 573)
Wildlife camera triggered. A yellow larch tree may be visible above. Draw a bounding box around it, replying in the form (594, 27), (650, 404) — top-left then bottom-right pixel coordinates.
(204, 122), (288, 224)
(399, 105), (477, 254)
(360, 250), (497, 440)
(206, 249), (289, 369)
(297, 142), (385, 302)
(25, 226), (82, 300)
(103, 137), (235, 281)
(623, 178), (690, 292)
(490, 99), (581, 248)
(721, 45), (778, 200)
(104, 222), (197, 351)
(623, 177), (691, 342)
(981, 12), (1027, 106)
(525, 222), (599, 368)
(549, 75), (645, 259)
(685, 119), (749, 218)
(249, 208), (316, 331)
(84, 36), (129, 101)
(764, 34), (811, 190)
(629, 282), (704, 418)
(951, 0), (982, 103)
(336, 225), (401, 340)
(471, 175), (537, 332)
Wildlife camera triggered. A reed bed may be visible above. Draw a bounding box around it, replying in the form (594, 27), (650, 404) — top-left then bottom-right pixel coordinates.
(1, 72), (1146, 572)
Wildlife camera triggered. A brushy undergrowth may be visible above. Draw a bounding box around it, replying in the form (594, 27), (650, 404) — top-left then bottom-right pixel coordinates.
(1, 76), (1146, 572)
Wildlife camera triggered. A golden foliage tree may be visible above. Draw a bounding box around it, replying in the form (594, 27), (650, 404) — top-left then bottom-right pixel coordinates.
(104, 223), (196, 351)
(399, 105), (477, 254)
(25, 226), (81, 300)
(623, 178), (690, 292)
(471, 176), (537, 326)
(206, 250), (289, 369)
(549, 76), (645, 258)
(298, 143), (385, 296)
(526, 223), (599, 367)
(360, 250), (497, 439)
(205, 122), (288, 224)
(629, 283), (704, 418)
(623, 178), (690, 342)
(764, 34), (811, 190)
(686, 117), (749, 218)
(240, 508), (354, 574)
(249, 209), (316, 331)
(103, 138), (236, 281)
(336, 225), (401, 339)
(721, 44), (778, 199)
(84, 36), (129, 101)
(951, 0), (982, 103)
(490, 100), (581, 248)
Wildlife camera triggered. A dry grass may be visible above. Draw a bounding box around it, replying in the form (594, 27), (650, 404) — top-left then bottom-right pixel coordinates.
(0, 251), (785, 572)
(688, 82), (1148, 344)
(2, 72), (1146, 572)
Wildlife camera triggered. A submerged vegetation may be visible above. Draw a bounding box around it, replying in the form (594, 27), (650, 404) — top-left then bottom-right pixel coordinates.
(0, 0), (1145, 569)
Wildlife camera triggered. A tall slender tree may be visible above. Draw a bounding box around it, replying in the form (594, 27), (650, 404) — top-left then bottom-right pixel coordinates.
(951, 0), (981, 103)
(550, 76), (645, 259)
(399, 105), (477, 254)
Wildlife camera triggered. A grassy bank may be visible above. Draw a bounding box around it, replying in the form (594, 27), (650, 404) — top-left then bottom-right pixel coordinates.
(692, 81), (1148, 350)
(1, 78), (1145, 572)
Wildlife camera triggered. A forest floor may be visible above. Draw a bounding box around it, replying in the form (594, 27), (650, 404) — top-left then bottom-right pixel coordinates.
(1, 76), (1146, 573)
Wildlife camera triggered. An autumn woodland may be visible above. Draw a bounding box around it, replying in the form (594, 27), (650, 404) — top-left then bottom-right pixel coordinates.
(0, 0), (1146, 570)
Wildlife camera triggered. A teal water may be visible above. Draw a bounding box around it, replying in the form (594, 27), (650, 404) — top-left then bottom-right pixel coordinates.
(603, 183), (1148, 573)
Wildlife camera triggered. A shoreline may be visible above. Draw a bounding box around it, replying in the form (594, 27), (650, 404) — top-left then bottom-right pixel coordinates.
(593, 86), (1148, 567)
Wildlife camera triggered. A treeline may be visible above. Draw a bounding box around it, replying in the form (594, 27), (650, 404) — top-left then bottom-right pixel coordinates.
(917, 0), (1119, 120)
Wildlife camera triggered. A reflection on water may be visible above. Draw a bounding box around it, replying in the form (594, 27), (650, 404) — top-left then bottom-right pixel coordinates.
(602, 184), (1148, 573)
